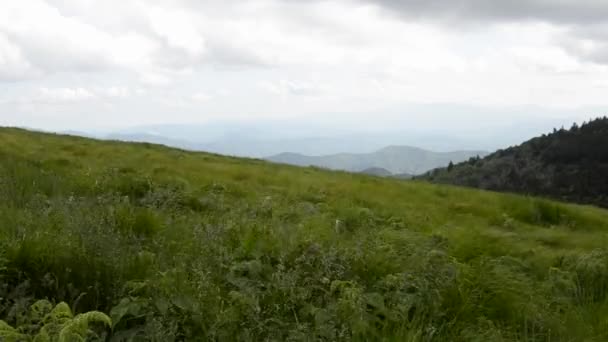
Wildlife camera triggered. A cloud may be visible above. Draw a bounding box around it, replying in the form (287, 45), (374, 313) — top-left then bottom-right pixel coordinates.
(0, 33), (37, 81)
(0, 1), (154, 81)
(2, 86), (141, 106)
(0, 0), (264, 84)
(37, 87), (96, 103)
(103, 86), (131, 98)
(555, 23), (608, 65)
(0, 1), (114, 74)
(260, 79), (326, 97)
(363, 0), (608, 67)
(146, 5), (206, 57)
(191, 92), (213, 102)
(1, 0), (608, 134)
(363, 0), (608, 25)
(0, 0), (471, 84)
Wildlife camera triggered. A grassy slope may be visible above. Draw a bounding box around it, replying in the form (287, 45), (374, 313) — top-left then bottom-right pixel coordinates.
(1, 127), (608, 341)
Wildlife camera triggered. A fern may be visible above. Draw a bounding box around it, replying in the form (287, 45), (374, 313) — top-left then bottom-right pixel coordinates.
(0, 301), (111, 342)
(32, 329), (50, 342)
(29, 300), (54, 323)
(0, 320), (29, 341)
(57, 311), (112, 342)
(47, 302), (73, 324)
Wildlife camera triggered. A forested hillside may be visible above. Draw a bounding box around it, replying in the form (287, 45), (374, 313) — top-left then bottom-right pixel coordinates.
(1, 127), (608, 341)
(422, 117), (608, 208)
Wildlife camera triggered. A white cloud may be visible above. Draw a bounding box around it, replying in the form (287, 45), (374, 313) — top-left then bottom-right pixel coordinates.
(104, 86), (131, 98)
(191, 92), (213, 102)
(260, 79), (326, 97)
(0, 0), (607, 134)
(146, 5), (206, 57)
(0, 1), (113, 73)
(38, 87), (96, 103)
(0, 33), (37, 81)
(4, 86), (136, 106)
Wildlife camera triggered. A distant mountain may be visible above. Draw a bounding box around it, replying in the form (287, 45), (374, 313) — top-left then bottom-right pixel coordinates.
(101, 127), (493, 158)
(391, 173), (414, 180)
(360, 167), (393, 177)
(420, 117), (608, 208)
(359, 168), (413, 179)
(266, 146), (488, 175)
(62, 111), (586, 159)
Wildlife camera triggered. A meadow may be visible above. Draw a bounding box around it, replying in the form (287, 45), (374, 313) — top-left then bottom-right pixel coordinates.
(1, 127), (608, 341)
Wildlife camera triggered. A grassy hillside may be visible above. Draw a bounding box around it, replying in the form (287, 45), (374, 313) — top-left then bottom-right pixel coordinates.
(1, 127), (608, 341)
(421, 117), (608, 208)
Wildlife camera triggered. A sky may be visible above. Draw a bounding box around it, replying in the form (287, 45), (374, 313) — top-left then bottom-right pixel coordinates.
(0, 0), (607, 142)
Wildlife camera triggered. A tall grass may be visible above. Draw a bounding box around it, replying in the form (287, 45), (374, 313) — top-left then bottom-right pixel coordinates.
(0, 127), (608, 340)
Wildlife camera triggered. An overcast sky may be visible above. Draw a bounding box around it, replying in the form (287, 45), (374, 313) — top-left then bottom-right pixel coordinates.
(1, 0), (607, 134)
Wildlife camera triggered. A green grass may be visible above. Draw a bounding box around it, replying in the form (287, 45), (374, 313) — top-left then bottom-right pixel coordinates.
(1, 127), (608, 341)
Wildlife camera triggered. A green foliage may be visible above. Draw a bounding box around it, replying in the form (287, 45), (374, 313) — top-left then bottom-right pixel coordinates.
(0, 300), (111, 342)
(565, 250), (608, 304)
(1, 127), (608, 340)
(0, 320), (29, 342)
(504, 198), (566, 226)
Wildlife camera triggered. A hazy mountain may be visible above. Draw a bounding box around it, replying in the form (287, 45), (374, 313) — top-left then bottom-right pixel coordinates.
(56, 111), (589, 159)
(391, 173), (414, 180)
(75, 127), (491, 160)
(421, 117), (608, 208)
(359, 167), (393, 177)
(101, 126), (489, 158)
(267, 146), (487, 175)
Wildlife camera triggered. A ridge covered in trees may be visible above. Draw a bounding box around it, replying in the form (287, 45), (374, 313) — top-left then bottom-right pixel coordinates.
(421, 117), (608, 208)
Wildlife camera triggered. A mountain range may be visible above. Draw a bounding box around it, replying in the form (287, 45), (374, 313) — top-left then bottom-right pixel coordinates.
(57, 112), (576, 159)
(266, 145), (487, 175)
(60, 129), (488, 176)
